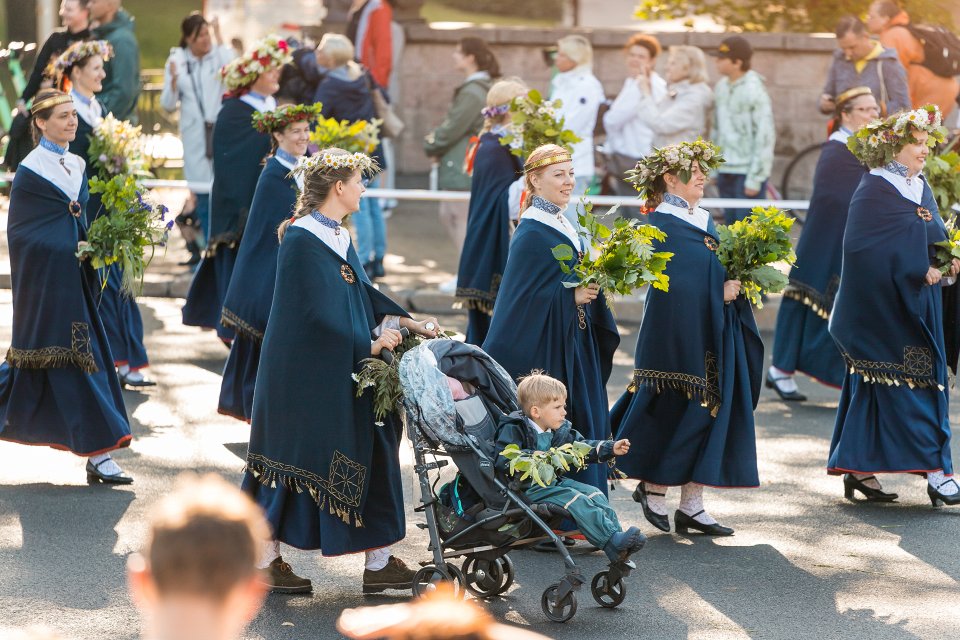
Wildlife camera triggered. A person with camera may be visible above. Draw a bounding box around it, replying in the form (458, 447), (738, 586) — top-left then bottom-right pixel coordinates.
(161, 13), (236, 266)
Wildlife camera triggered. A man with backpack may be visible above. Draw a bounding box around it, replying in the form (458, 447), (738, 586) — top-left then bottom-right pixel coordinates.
(867, 0), (959, 118)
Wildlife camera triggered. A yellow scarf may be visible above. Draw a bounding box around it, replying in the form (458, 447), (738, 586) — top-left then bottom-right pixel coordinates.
(854, 41), (884, 74)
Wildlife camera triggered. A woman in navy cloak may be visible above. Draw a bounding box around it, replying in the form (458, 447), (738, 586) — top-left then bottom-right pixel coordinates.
(611, 141), (762, 536)
(242, 149), (441, 594)
(182, 36), (290, 343)
(218, 104), (316, 421)
(482, 144), (620, 494)
(0, 89), (132, 484)
(768, 88), (877, 400)
(828, 105), (960, 507)
(455, 79), (524, 345)
(56, 40), (155, 389)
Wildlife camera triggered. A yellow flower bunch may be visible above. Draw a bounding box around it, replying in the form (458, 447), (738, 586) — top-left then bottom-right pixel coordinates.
(309, 116), (382, 155)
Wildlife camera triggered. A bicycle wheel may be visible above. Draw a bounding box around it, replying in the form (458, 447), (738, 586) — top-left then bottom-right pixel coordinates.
(780, 142), (823, 225)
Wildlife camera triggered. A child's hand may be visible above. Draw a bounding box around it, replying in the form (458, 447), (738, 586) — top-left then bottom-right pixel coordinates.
(613, 439), (630, 456)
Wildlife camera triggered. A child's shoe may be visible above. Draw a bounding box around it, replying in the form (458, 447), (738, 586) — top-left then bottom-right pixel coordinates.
(603, 526), (646, 563)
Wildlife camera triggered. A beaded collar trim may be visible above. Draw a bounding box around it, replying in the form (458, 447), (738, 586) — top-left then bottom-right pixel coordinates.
(310, 210), (342, 233)
(884, 160), (909, 178)
(275, 147), (299, 166)
(530, 195), (562, 215)
(663, 193), (693, 212)
(39, 137), (67, 155)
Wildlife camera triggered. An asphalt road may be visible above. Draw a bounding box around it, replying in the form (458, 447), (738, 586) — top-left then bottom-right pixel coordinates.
(1, 290), (959, 639)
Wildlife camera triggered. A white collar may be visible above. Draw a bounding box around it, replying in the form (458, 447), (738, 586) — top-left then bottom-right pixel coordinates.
(464, 70), (490, 84)
(656, 200), (711, 232)
(525, 416), (547, 435)
(19, 145), (85, 201)
(71, 89), (102, 127)
(292, 212), (351, 259)
(521, 205), (581, 248)
(273, 153), (304, 191)
(828, 127), (853, 144)
(239, 92), (276, 113)
(870, 166), (925, 205)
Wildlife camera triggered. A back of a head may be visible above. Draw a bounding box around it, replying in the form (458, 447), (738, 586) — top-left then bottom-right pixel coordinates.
(460, 36), (500, 78)
(485, 77), (526, 109)
(670, 45), (709, 84)
(142, 473), (269, 603)
(319, 33), (356, 68)
(557, 34), (593, 68)
(872, 0), (901, 19)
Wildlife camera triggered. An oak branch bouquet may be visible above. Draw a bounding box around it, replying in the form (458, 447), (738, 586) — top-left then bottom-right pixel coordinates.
(76, 175), (173, 297)
(498, 89), (581, 159)
(309, 115), (382, 155)
(499, 441), (594, 488)
(551, 201), (673, 308)
(926, 151), (960, 217)
(934, 216), (960, 275)
(715, 206), (797, 307)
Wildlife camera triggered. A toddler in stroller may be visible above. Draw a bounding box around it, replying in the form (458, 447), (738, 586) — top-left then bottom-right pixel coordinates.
(399, 340), (641, 623)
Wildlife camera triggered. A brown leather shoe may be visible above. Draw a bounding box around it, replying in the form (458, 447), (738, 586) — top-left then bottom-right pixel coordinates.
(262, 556), (312, 594)
(362, 556), (416, 593)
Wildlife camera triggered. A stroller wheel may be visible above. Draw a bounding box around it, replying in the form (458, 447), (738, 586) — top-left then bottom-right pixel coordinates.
(463, 556), (512, 598)
(412, 563), (465, 599)
(590, 570), (627, 608)
(541, 583), (578, 623)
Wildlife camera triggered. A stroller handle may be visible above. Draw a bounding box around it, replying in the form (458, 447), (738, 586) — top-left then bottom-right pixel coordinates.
(377, 326), (409, 365)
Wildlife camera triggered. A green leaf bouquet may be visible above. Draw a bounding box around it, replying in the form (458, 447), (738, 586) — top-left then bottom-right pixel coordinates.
(499, 441), (594, 488)
(926, 151), (960, 217)
(498, 89), (581, 159)
(935, 216), (960, 275)
(715, 206), (797, 307)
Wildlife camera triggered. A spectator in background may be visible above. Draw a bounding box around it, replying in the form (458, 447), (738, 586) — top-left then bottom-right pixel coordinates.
(5, 0), (91, 170)
(423, 37), (497, 277)
(603, 33), (667, 207)
(277, 41), (327, 106)
(867, 0), (959, 118)
(711, 36), (775, 223)
(820, 16), (910, 117)
(347, 0), (393, 88)
(635, 45), (713, 147)
(161, 13), (235, 265)
(314, 33), (388, 279)
(127, 474), (269, 640)
(550, 35), (604, 203)
(88, 0), (140, 121)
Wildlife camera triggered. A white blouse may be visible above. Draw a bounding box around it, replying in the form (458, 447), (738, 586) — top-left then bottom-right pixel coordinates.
(20, 144), (86, 201)
(870, 166), (925, 205)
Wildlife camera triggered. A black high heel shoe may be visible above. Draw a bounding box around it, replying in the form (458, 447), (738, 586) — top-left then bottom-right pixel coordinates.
(928, 480), (960, 507)
(765, 371), (807, 401)
(843, 474), (898, 502)
(86, 458), (133, 485)
(632, 481), (670, 532)
(674, 510), (734, 536)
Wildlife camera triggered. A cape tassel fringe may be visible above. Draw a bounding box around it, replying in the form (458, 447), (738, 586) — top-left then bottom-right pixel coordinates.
(454, 297), (494, 315)
(6, 346), (97, 373)
(845, 363), (944, 391)
(628, 371), (721, 418)
(782, 284), (832, 320)
(220, 308), (264, 343)
(246, 461), (365, 528)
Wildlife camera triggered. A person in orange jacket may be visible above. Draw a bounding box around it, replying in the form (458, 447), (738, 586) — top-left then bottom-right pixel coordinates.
(346, 0), (393, 88)
(867, 0), (959, 118)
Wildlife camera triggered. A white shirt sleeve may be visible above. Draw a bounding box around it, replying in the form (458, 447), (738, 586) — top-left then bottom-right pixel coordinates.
(371, 315), (402, 338)
(508, 176), (525, 221)
(159, 51), (180, 113)
(602, 78), (641, 134)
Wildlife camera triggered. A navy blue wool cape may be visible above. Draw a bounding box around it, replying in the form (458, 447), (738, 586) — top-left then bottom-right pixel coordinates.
(182, 97), (271, 339)
(0, 163), (130, 455)
(76, 117), (150, 371)
(828, 175), (952, 476)
(482, 216), (620, 493)
(772, 139), (866, 388)
(455, 132), (521, 345)
(241, 225), (410, 554)
(219, 157), (298, 421)
(611, 211), (763, 488)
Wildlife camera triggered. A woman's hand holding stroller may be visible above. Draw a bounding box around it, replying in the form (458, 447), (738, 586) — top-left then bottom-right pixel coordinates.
(402, 316), (442, 338)
(372, 328), (404, 356)
(613, 439), (631, 456)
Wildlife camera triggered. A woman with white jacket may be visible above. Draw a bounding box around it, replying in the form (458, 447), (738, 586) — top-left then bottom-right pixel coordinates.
(636, 45), (713, 147)
(160, 13), (235, 263)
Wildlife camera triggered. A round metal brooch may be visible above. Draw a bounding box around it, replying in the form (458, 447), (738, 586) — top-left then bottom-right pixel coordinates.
(68, 201), (82, 218)
(704, 236), (719, 251)
(340, 264), (356, 284)
(917, 207), (933, 222)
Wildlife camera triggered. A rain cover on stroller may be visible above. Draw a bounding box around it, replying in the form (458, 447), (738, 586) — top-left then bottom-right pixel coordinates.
(398, 340), (518, 450)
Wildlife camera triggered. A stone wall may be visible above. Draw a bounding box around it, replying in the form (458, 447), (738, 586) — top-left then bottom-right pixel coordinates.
(393, 24), (837, 193)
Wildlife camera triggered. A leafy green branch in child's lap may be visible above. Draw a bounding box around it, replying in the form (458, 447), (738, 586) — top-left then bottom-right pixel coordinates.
(500, 441), (594, 488)
(715, 206), (796, 308)
(551, 201), (673, 308)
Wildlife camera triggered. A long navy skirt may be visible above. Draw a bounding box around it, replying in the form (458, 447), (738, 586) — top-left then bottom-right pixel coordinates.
(772, 297), (844, 388)
(828, 286), (952, 475)
(465, 309), (492, 347)
(241, 417), (405, 555)
(218, 335), (260, 422)
(98, 267), (149, 370)
(182, 248), (237, 342)
(614, 304), (760, 488)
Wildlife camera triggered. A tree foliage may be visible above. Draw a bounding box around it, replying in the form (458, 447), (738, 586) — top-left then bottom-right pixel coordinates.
(633, 0), (952, 33)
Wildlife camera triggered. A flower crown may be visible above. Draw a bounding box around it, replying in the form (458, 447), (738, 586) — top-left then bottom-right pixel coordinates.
(52, 40), (113, 76)
(848, 104), (947, 168)
(626, 139), (725, 199)
(481, 103), (510, 119)
(252, 102), (323, 133)
(293, 150), (380, 178)
(221, 35), (291, 92)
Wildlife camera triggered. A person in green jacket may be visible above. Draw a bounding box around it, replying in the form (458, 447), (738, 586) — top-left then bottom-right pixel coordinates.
(89, 0), (140, 121)
(424, 37), (497, 286)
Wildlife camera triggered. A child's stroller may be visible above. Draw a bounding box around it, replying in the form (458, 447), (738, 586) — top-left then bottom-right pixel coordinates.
(398, 339), (635, 623)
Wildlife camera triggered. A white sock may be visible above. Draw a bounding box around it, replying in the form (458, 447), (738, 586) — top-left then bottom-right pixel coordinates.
(929, 471), (959, 496)
(644, 483), (669, 516)
(853, 473), (882, 491)
(117, 364), (131, 376)
(678, 483), (717, 525)
(364, 546), (391, 571)
(125, 369), (145, 383)
(768, 366), (799, 393)
(88, 453), (122, 476)
(258, 540), (281, 569)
